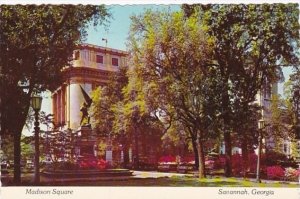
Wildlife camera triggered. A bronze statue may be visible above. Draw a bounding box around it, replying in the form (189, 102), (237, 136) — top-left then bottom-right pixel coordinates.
(80, 102), (90, 126)
(79, 85), (93, 127)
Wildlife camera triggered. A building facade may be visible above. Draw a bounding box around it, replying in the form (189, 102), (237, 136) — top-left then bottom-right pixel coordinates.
(52, 43), (128, 130)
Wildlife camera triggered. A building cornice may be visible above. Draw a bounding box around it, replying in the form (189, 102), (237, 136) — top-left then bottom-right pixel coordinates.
(62, 67), (114, 85)
(77, 43), (128, 57)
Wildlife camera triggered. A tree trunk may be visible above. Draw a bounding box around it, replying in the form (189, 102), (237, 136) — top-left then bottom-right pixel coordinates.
(241, 138), (248, 178)
(191, 138), (199, 170)
(12, 95), (31, 185)
(123, 143), (129, 168)
(13, 132), (21, 185)
(134, 126), (139, 169)
(222, 88), (232, 177)
(197, 133), (206, 178)
(224, 129), (232, 177)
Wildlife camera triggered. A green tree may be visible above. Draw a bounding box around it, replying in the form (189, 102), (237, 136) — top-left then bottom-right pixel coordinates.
(267, 94), (294, 152)
(182, 4), (299, 176)
(231, 103), (260, 177)
(282, 79), (300, 157)
(91, 66), (130, 164)
(128, 10), (223, 178)
(0, 5), (110, 184)
(114, 71), (166, 169)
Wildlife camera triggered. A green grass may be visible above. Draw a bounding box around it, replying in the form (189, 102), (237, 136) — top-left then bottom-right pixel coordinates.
(7, 176), (297, 187)
(2, 172), (299, 187)
(41, 176), (298, 187)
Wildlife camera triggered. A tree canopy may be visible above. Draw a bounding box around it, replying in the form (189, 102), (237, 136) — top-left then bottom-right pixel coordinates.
(0, 4), (110, 184)
(127, 10), (226, 177)
(182, 3), (299, 176)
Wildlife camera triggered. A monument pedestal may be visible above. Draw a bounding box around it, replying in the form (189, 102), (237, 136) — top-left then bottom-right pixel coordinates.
(75, 126), (97, 158)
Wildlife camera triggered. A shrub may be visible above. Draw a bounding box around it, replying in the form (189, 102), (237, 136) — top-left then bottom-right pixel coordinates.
(44, 161), (78, 171)
(212, 157), (224, 170)
(158, 155), (176, 164)
(231, 154), (243, 175)
(97, 159), (109, 170)
(262, 151), (297, 168)
(181, 156), (195, 164)
(248, 153), (258, 173)
(78, 157), (108, 170)
(205, 159), (215, 169)
(267, 166), (285, 180)
(230, 153), (268, 177)
(284, 167), (300, 181)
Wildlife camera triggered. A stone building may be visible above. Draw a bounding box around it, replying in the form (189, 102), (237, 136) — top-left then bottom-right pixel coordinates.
(51, 43), (128, 130)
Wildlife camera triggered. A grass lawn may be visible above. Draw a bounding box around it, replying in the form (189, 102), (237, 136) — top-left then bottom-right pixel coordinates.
(48, 176), (298, 187)
(3, 175), (297, 187)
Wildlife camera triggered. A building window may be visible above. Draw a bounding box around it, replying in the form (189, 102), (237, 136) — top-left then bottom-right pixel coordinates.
(112, 58), (119, 66)
(74, 51), (80, 60)
(96, 55), (103, 64)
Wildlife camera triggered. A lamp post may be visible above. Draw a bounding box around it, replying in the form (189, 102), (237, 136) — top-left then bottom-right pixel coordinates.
(31, 94), (43, 185)
(256, 118), (265, 183)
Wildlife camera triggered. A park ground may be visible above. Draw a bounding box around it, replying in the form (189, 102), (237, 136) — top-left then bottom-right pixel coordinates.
(1, 170), (299, 187)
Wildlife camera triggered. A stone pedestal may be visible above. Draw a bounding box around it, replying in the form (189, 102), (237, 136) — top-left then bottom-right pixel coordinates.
(75, 126), (97, 158)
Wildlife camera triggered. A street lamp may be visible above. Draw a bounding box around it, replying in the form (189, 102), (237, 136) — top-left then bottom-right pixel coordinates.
(256, 118), (265, 183)
(31, 94), (43, 185)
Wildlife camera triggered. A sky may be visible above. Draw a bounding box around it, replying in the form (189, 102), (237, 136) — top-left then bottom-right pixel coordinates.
(23, 4), (293, 136)
(85, 5), (180, 50)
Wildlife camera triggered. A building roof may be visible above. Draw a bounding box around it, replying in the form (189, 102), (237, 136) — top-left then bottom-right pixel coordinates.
(77, 43), (128, 57)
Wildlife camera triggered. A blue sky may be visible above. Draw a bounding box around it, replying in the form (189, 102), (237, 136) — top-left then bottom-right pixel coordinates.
(85, 5), (180, 50)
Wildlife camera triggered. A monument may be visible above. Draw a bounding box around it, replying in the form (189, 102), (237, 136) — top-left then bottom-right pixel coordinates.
(75, 85), (97, 161)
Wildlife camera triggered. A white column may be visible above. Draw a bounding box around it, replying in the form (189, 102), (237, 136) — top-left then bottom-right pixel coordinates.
(69, 83), (92, 129)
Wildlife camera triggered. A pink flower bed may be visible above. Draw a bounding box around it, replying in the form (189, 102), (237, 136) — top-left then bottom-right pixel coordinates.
(78, 157), (109, 170)
(158, 155), (176, 164)
(267, 166), (285, 180)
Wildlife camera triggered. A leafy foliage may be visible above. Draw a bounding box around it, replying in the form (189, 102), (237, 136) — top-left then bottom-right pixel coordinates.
(128, 10), (224, 178)
(182, 4), (299, 176)
(0, 5), (110, 183)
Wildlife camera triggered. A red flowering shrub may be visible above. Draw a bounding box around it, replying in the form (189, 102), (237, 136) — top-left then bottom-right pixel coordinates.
(248, 153), (258, 173)
(267, 166), (285, 180)
(158, 155), (176, 164)
(78, 157), (108, 170)
(231, 154), (243, 175)
(97, 159), (108, 170)
(205, 159), (215, 169)
(210, 156), (224, 169)
(182, 156), (195, 164)
(217, 156), (226, 168)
